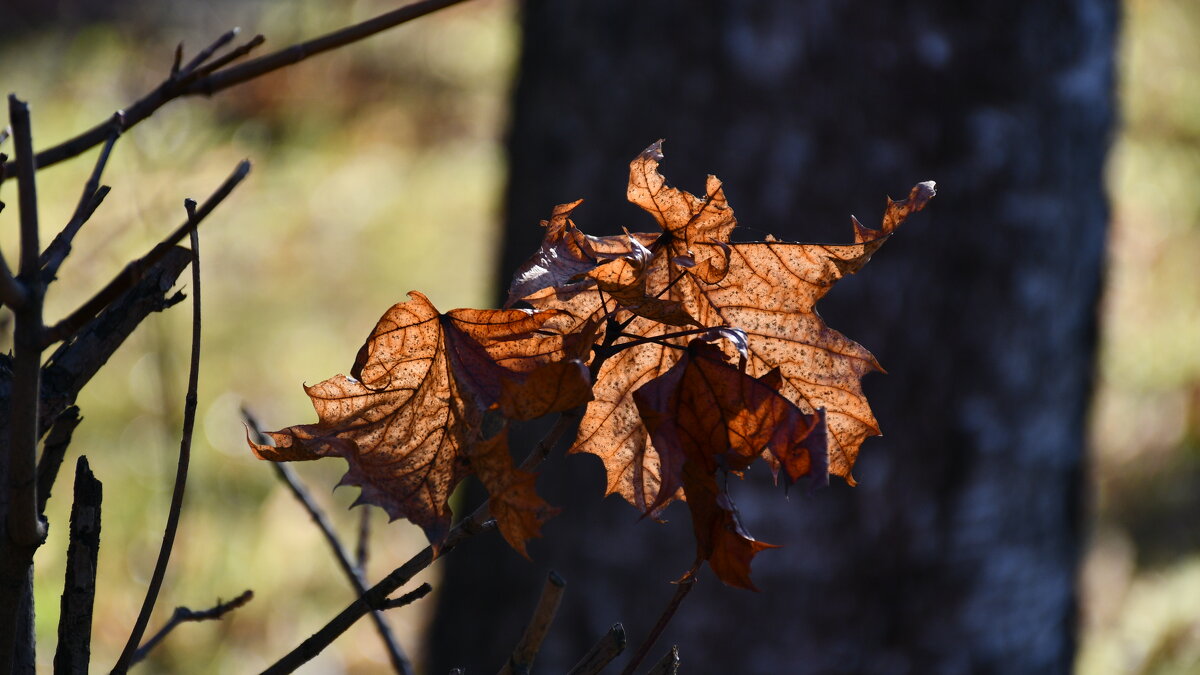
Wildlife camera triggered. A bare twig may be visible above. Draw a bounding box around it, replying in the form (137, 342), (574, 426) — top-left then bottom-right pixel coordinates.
(244, 411), (414, 675)
(500, 571), (566, 675)
(566, 624), (627, 675)
(36, 406), (82, 514)
(40, 112), (125, 281)
(645, 646), (680, 675)
(618, 576), (697, 675)
(43, 159), (249, 346)
(53, 456), (103, 673)
(380, 583), (433, 611)
(0, 0), (473, 180)
(130, 590), (254, 666)
(190, 35), (266, 80)
(38, 248), (190, 436)
(1, 94), (47, 674)
(356, 508), (371, 574)
(111, 209), (203, 674)
(177, 28), (239, 79)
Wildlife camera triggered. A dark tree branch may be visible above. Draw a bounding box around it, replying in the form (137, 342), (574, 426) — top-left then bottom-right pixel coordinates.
(40, 112), (125, 282)
(130, 590), (254, 666)
(111, 215), (203, 674)
(380, 583), (432, 611)
(245, 410), (414, 675)
(260, 395), (588, 673)
(356, 508), (371, 575)
(42, 160), (249, 346)
(38, 249), (190, 437)
(36, 406), (81, 514)
(566, 624), (626, 675)
(646, 646), (680, 675)
(53, 456), (103, 673)
(1, 94), (47, 675)
(190, 34), (266, 80)
(5, 94), (44, 546)
(177, 28), (240, 79)
(0, 0), (472, 180)
(501, 571), (566, 675)
(619, 575), (696, 675)
(259, 517), (496, 675)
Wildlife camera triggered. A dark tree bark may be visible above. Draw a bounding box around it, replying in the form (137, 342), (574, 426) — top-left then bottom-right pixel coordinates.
(432, 2), (1115, 673)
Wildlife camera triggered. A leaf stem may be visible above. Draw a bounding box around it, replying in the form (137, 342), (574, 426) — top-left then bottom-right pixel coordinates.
(613, 327), (711, 351)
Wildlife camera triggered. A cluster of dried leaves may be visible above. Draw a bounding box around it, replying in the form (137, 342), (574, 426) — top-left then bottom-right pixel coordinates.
(251, 142), (934, 589)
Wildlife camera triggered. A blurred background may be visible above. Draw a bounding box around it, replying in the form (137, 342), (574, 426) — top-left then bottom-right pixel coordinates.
(0, 0), (1196, 672)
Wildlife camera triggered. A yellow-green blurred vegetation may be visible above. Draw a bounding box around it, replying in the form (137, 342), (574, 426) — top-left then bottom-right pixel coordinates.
(1080, 1), (1200, 673)
(1, 0), (517, 671)
(2, 0), (1199, 672)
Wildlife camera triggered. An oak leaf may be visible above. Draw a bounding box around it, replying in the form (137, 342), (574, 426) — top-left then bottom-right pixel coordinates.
(249, 291), (588, 546)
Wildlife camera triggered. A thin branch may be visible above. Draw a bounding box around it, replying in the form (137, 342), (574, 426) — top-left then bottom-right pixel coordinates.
(645, 646), (680, 675)
(40, 112), (125, 281)
(0, 0), (473, 179)
(36, 406), (82, 514)
(566, 624), (627, 675)
(618, 575), (697, 675)
(1, 94), (47, 674)
(500, 571), (566, 675)
(380, 583), (432, 611)
(260, 408), (583, 674)
(190, 34), (266, 80)
(248, 412), (415, 675)
(130, 590), (254, 666)
(614, 327), (712, 351)
(53, 456), (103, 673)
(177, 28), (240, 79)
(38, 248), (190, 437)
(43, 159), (249, 346)
(356, 508), (371, 574)
(111, 210), (203, 674)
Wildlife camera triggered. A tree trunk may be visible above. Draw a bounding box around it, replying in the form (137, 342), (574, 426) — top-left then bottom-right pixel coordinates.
(431, 2), (1116, 673)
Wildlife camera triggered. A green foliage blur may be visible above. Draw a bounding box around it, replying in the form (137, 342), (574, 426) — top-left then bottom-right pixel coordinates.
(1079, 1), (1200, 673)
(1, 0), (516, 671)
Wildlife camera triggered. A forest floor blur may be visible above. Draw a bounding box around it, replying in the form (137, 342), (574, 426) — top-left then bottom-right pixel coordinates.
(0, 0), (1197, 672)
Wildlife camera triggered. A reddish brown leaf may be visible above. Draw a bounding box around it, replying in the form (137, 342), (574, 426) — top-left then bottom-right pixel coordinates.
(633, 340), (827, 513)
(680, 458), (779, 591)
(631, 340), (821, 587)
(250, 291), (576, 545)
(498, 359), (594, 421)
(467, 430), (559, 558)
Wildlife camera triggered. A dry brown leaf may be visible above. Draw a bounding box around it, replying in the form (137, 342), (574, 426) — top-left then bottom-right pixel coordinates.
(517, 143), (933, 509)
(250, 291), (578, 546)
(467, 430), (560, 558)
